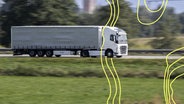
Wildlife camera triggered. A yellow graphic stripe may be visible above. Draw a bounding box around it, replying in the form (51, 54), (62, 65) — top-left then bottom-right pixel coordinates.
(101, 0), (122, 104)
(169, 65), (184, 104)
(100, 0), (114, 104)
(108, 0), (121, 104)
(144, 0), (165, 13)
(110, 0), (122, 103)
(107, 0), (122, 104)
(165, 56), (184, 104)
(136, 0), (183, 104)
(105, 57), (118, 104)
(164, 47), (184, 104)
(136, 0), (169, 103)
(110, 0), (116, 26)
(111, 58), (122, 104)
(137, 0), (168, 25)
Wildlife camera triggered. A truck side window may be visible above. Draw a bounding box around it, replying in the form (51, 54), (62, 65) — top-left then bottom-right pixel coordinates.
(110, 35), (114, 41)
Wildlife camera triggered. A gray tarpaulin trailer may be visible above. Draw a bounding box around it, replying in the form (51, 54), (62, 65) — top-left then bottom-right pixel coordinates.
(11, 26), (128, 57)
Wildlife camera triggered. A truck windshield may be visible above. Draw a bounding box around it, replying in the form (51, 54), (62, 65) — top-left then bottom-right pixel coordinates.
(118, 35), (127, 44)
(116, 28), (127, 44)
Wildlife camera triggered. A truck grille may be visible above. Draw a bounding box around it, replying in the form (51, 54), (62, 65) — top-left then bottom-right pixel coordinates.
(120, 46), (127, 54)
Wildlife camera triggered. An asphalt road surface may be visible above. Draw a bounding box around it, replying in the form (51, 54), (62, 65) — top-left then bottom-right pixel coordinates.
(0, 54), (183, 59)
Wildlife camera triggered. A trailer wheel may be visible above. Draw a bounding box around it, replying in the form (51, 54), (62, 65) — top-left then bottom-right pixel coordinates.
(45, 50), (53, 57)
(116, 56), (122, 58)
(37, 50), (45, 57)
(80, 50), (89, 57)
(105, 50), (114, 58)
(29, 50), (36, 57)
(55, 55), (61, 57)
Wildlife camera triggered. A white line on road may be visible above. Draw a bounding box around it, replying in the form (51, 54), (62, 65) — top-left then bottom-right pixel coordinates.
(0, 54), (183, 59)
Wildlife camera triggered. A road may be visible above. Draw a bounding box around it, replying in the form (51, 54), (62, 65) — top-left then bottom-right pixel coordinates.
(0, 54), (183, 59)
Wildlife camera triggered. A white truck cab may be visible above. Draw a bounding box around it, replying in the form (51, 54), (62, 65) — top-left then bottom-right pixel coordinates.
(101, 26), (128, 57)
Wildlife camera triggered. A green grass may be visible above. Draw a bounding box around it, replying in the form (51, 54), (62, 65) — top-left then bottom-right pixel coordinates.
(0, 76), (184, 104)
(129, 37), (154, 49)
(129, 36), (184, 49)
(0, 58), (184, 103)
(1, 58), (184, 78)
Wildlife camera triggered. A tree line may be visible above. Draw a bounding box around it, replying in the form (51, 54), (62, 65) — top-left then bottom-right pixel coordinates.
(0, 0), (184, 49)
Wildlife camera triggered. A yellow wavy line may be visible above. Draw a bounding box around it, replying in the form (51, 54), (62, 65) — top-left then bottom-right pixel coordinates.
(110, 0), (122, 103)
(105, 57), (118, 104)
(164, 47), (184, 104)
(137, 0), (168, 25)
(106, 0), (122, 104)
(144, 0), (165, 13)
(136, 0), (184, 104)
(101, 0), (122, 104)
(108, 0), (121, 104)
(168, 56), (184, 102)
(169, 65), (184, 104)
(108, 0), (119, 104)
(111, 58), (122, 104)
(136, 0), (169, 103)
(170, 73), (184, 104)
(100, 0), (114, 104)
(110, 0), (116, 26)
(166, 56), (184, 104)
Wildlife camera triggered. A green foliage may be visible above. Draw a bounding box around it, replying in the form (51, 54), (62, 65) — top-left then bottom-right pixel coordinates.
(1, 0), (78, 47)
(94, 0), (140, 38)
(150, 37), (182, 49)
(179, 12), (184, 33)
(77, 13), (96, 25)
(150, 7), (182, 49)
(137, 6), (155, 37)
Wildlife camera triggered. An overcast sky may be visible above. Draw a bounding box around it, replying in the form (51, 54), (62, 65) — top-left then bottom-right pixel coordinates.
(75, 0), (184, 13)
(1, 0), (183, 13)
(0, 0), (5, 7)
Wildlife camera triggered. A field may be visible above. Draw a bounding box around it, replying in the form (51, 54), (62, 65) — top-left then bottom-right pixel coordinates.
(0, 58), (184, 78)
(0, 58), (184, 104)
(0, 76), (184, 104)
(128, 36), (184, 49)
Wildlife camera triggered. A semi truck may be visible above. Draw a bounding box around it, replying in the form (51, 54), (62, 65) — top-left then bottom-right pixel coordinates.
(11, 26), (128, 58)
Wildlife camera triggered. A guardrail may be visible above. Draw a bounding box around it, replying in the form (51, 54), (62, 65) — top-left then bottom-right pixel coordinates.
(0, 48), (12, 51)
(129, 49), (184, 54)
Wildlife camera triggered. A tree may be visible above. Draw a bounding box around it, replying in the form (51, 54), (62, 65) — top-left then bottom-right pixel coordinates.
(137, 6), (155, 37)
(94, 0), (140, 38)
(150, 7), (182, 49)
(179, 12), (184, 33)
(1, 0), (78, 47)
(77, 13), (96, 25)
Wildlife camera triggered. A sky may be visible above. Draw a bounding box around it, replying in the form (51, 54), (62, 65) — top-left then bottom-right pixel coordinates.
(75, 0), (184, 13)
(0, 0), (183, 13)
(0, 0), (5, 7)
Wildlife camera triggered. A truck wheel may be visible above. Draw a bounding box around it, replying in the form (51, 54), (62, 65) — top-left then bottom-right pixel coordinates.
(105, 50), (114, 58)
(55, 55), (61, 57)
(37, 50), (45, 57)
(29, 50), (36, 57)
(80, 50), (89, 57)
(116, 56), (122, 58)
(45, 50), (53, 57)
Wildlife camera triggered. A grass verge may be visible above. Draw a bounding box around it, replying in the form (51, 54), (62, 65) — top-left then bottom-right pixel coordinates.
(1, 58), (184, 78)
(0, 76), (183, 104)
